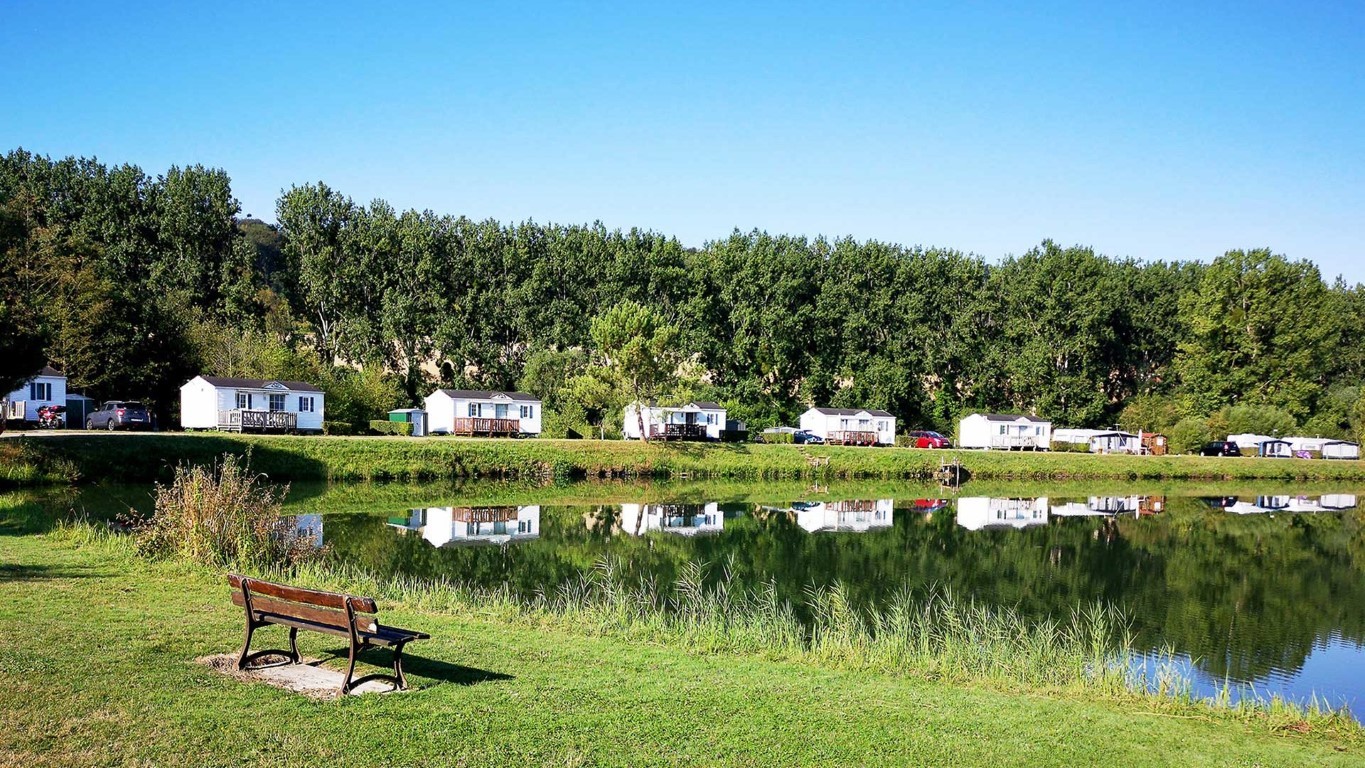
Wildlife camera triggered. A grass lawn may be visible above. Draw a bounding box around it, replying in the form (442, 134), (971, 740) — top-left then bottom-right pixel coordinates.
(1, 532), (1361, 767)
(8, 432), (1365, 487)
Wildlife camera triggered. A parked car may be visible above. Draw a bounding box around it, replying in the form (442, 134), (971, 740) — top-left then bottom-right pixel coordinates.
(906, 430), (952, 449)
(87, 400), (152, 431)
(1200, 441), (1242, 457)
(793, 429), (825, 445)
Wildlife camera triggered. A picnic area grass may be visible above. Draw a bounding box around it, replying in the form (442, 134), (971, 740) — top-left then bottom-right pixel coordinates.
(8, 431), (1365, 487)
(2, 527), (1361, 766)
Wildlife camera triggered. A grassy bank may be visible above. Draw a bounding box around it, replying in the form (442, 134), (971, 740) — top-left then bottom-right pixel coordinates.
(8, 432), (1365, 487)
(1, 527), (1360, 767)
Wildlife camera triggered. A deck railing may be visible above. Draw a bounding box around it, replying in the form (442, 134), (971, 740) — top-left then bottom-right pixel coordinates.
(989, 435), (1046, 449)
(218, 409), (297, 432)
(648, 423), (708, 440)
(453, 417), (521, 436)
(827, 430), (879, 446)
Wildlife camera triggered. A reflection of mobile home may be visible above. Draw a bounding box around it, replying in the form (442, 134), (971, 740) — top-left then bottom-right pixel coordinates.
(292, 514), (324, 548)
(955, 497), (1049, 530)
(1225, 496), (1292, 515)
(790, 499), (894, 533)
(389, 506), (541, 546)
(618, 503), (723, 536)
(1281, 495), (1359, 513)
(1051, 496), (1164, 517)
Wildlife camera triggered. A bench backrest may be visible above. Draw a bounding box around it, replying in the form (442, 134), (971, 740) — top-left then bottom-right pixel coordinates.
(228, 574), (380, 634)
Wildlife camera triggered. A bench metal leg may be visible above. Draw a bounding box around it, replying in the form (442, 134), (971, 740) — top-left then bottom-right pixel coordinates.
(392, 641), (409, 690)
(236, 622), (256, 670)
(342, 643), (360, 695)
(288, 627), (300, 663)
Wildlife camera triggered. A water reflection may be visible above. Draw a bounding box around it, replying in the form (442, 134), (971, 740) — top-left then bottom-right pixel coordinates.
(1204, 494), (1358, 515)
(788, 499), (894, 533)
(618, 503), (724, 536)
(955, 496), (1049, 530)
(1050, 496), (1165, 517)
(285, 484), (1365, 722)
(387, 506), (541, 547)
(294, 514), (324, 547)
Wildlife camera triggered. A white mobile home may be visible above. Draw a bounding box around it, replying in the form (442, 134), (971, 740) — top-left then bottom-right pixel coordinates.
(958, 413), (1052, 450)
(1322, 441), (1361, 460)
(798, 407), (896, 446)
(1054, 429), (1142, 455)
(424, 389), (542, 437)
(180, 376), (325, 432)
(3, 366), (67, 424)
(623, 401), (726, 441)
(1227, 433), (1276, 454)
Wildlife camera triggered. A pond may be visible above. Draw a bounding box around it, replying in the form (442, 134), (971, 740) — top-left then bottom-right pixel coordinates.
(24, 478), (1365, 721)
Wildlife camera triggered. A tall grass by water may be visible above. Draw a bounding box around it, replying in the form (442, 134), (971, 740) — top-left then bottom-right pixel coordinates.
(131, 454), (319, 568)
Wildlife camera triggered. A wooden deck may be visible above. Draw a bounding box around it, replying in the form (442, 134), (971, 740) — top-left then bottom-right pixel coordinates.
(218, 409), (296, 432)
(826, 430), (878, 446)
(453, 417), (522, 437)
(647, 423), (709, 441)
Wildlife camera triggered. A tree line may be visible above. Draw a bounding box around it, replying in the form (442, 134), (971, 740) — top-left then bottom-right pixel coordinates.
(3, 148), (1363, 446)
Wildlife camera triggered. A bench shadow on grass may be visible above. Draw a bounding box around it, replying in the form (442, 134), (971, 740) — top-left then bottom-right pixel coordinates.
(317, 645), (514, 688)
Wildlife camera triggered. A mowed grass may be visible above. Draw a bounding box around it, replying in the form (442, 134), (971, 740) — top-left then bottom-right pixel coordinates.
(1, 533), (1362, 767)
(8, 432), (1365, 486)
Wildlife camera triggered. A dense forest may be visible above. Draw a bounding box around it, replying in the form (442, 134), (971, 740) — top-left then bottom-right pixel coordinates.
(2, 149), (1364, 448)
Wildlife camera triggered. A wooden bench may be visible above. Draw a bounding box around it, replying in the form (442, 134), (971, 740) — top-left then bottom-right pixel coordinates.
(228, 574), (429, 694)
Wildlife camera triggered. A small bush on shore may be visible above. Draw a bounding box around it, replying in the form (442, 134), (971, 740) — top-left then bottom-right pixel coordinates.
(133, 454), (317, 568)
(368, 420), (414, 436)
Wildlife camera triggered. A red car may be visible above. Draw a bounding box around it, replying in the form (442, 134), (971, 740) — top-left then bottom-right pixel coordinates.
(906, 430), (952, 449)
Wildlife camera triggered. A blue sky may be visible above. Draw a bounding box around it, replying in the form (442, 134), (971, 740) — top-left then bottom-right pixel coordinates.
(4, 1), (1363, 281)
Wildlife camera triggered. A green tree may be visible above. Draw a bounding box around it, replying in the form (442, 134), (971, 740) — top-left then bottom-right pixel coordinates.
(1176, 250), (1337, 419)
(587, 301), (685, 441)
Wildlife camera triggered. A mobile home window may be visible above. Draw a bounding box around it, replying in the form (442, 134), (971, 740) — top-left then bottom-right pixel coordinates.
(519, 404), (534, 419)
(299, 397), (314, 413)
(269, 394), (286, 412)
(29, 382), (52, 401)
(999, 425), (1006, 435)
(236, 393), (252, 409)
(468, 403), (481, 417)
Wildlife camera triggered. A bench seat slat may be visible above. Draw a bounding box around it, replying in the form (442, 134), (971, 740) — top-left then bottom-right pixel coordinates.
(231, 591), (352, 631)
(228, 574), (378, 614)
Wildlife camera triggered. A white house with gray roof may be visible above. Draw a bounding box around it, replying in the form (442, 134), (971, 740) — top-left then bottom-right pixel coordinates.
(424, 389), (542, 437)
(3, 366), (67, 424)
(799, 407), (896, 446)
(180, 375), (325, 432)
(623, 400), (726, 441)
(958, 413), (1051, 450)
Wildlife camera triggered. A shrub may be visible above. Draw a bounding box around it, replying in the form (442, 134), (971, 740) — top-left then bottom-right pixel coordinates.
(1211, 404), (1296, 438)
(323, 421), (355, 435)
(1049, 441), (1091, 453)
(1169, 417), (1212, 455)
(763, 431), (794, 445)
(368, 420), (414, 436)
(134, 454), (318, 568)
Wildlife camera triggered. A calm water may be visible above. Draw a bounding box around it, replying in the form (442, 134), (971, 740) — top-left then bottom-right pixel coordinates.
(21, 480), (1365, 720)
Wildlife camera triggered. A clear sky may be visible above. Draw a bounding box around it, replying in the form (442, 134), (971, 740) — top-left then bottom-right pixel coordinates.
(4, 1), (1362, 281)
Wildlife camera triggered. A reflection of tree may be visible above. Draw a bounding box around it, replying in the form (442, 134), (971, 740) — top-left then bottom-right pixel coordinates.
(321, 499), (1365, 686)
